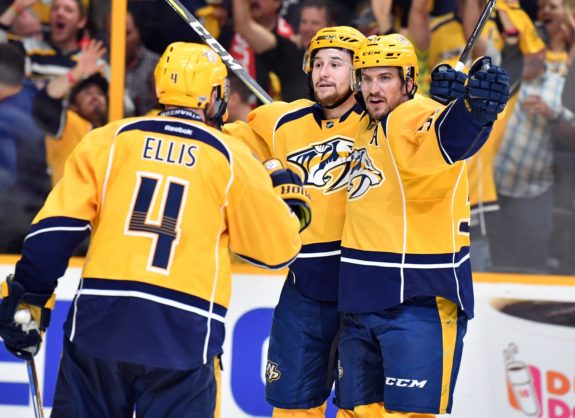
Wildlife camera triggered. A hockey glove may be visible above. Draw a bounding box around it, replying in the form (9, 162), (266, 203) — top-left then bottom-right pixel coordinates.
(0, 275), (55, 360)
(464, 56), (510, 125)
(430, 63), (467, 105)
(264, 159), (312, 232)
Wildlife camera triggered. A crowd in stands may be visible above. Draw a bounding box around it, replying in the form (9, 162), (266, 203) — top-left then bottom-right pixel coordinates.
(0, 0), (574, 274)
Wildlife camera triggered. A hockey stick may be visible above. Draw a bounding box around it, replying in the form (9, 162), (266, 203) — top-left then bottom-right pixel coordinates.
(14, 309), (45, 418)
(163, 0), (273, 104)
(455, 0), (497, 71)
(27, 358), (45, 418)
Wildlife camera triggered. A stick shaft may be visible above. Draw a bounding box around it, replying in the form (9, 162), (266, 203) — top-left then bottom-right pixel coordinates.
(27, 359), (44, 418)
(455, 0), (497, 71)
(163, 0), (273, 104)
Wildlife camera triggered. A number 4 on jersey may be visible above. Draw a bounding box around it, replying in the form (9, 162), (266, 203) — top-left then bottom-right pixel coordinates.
(125, 172), (189, 274)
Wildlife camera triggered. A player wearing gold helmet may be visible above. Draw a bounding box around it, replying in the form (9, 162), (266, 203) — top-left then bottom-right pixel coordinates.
(224, 26), (365, 418)
(0, 42), (307, 418)
(336, 34), (509, 417)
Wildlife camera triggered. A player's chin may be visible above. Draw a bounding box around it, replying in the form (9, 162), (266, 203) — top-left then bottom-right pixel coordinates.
(366, 104), (388, 121)
(316, 92), (344, 107)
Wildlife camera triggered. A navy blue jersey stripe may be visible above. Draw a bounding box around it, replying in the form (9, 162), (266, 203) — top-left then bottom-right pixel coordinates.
(299, 240), (341, 254)
(339, 259), (474, 318)
(82, 278), (227, 317)
(66, 294), (225, 369)
(276, 106), (316, 131)
(118, 120), (230, 162)
(15, 217), (92, 294)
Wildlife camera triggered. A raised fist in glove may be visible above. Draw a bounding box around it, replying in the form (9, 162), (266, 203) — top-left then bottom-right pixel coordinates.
(264, 159), (312, 232)
(0, 275), (55, 360)
(430, 63), (467, 105)
(464, 56), (510, 125)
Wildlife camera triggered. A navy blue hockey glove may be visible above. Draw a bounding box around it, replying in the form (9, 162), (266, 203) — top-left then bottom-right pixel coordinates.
(0, 275), (55, 360)
(264, 159), (312, 232)
(430, 63), (467, 105)
(464, 56), (510, 125)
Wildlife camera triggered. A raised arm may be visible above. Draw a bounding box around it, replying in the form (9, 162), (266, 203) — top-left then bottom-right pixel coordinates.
(0, 0), (35, 29)
(407, 0), (430, 52)
(232, 0), (277, 53)
(45, 39), (107, 99)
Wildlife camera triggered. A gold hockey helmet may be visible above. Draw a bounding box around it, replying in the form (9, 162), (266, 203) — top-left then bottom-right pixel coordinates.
(352, 34), (419, 90)
(154, 42), (228, 109)
(302, 26), (366, 74)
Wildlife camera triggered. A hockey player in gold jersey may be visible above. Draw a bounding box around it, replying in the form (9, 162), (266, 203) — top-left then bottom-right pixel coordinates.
(336, 35), (509, 417)
(223, 26), (365, 418)
(0, 42), (310, 418)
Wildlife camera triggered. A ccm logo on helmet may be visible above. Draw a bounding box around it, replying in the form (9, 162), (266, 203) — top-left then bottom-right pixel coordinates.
(385, 377), (428, 388)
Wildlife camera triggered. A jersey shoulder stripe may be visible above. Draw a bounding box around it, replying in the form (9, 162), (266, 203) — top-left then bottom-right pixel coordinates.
(275, 104), (317, 131)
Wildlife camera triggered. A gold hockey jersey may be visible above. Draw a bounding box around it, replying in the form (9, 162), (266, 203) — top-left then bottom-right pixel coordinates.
(224, 99), (363, 301)
(14, 110), (302, 369)
(340, 96), (493, 318)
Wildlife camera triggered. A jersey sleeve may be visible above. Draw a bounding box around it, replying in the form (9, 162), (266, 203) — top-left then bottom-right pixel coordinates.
(389, 96), (492, 173)
(222, 120), (272, 161)
(225, 139), (301, 269)
(14, 127), (112, 293)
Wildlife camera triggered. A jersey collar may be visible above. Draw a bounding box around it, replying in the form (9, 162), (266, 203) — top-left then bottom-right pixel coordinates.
(159, 108), (203, 122)
(311, 101), (362, 128)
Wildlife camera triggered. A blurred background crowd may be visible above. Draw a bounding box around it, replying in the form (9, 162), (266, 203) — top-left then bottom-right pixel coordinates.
(0, 0), (574, 275)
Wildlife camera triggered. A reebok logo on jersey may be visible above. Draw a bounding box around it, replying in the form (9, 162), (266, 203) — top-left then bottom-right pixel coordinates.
(287, 137), (354, 193)
(164, 124), (193, 136)
(385, 377), (428, 388)
(265, 361), (281, 382)
(347, 148), (384, 199)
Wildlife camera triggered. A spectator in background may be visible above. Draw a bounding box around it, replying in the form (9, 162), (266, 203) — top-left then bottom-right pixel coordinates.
(369, 0), (431, 92)
(0, 0), (106, 86)
(492, 51), (566, 273)
(222, 0), (295, 101)
(45, 73), (107, 186)
(231, 0), (336, 101)
(124, 9), (158, 115)
(461, 0), (545, 271)
(106, 7), (160, 116)
(10, 4), (43, 39)
(226, 73), (256, 123)
(0, 43), (50, 252)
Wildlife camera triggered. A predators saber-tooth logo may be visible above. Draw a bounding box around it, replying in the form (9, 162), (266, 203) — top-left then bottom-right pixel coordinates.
(347, 148), (384, 199)
(287, 137), (354, 193)
(266, 361), (281, 382)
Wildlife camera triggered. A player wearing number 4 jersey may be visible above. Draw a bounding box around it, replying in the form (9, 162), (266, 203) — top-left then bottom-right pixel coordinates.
(224, 26), (365, 418)
(0, 42), (309, 418)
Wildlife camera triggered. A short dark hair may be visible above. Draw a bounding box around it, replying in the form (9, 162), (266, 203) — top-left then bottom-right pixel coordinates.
(0, 44), (25, 86)
(69, 73), (108, 104)
(229, 73), (255, 105)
